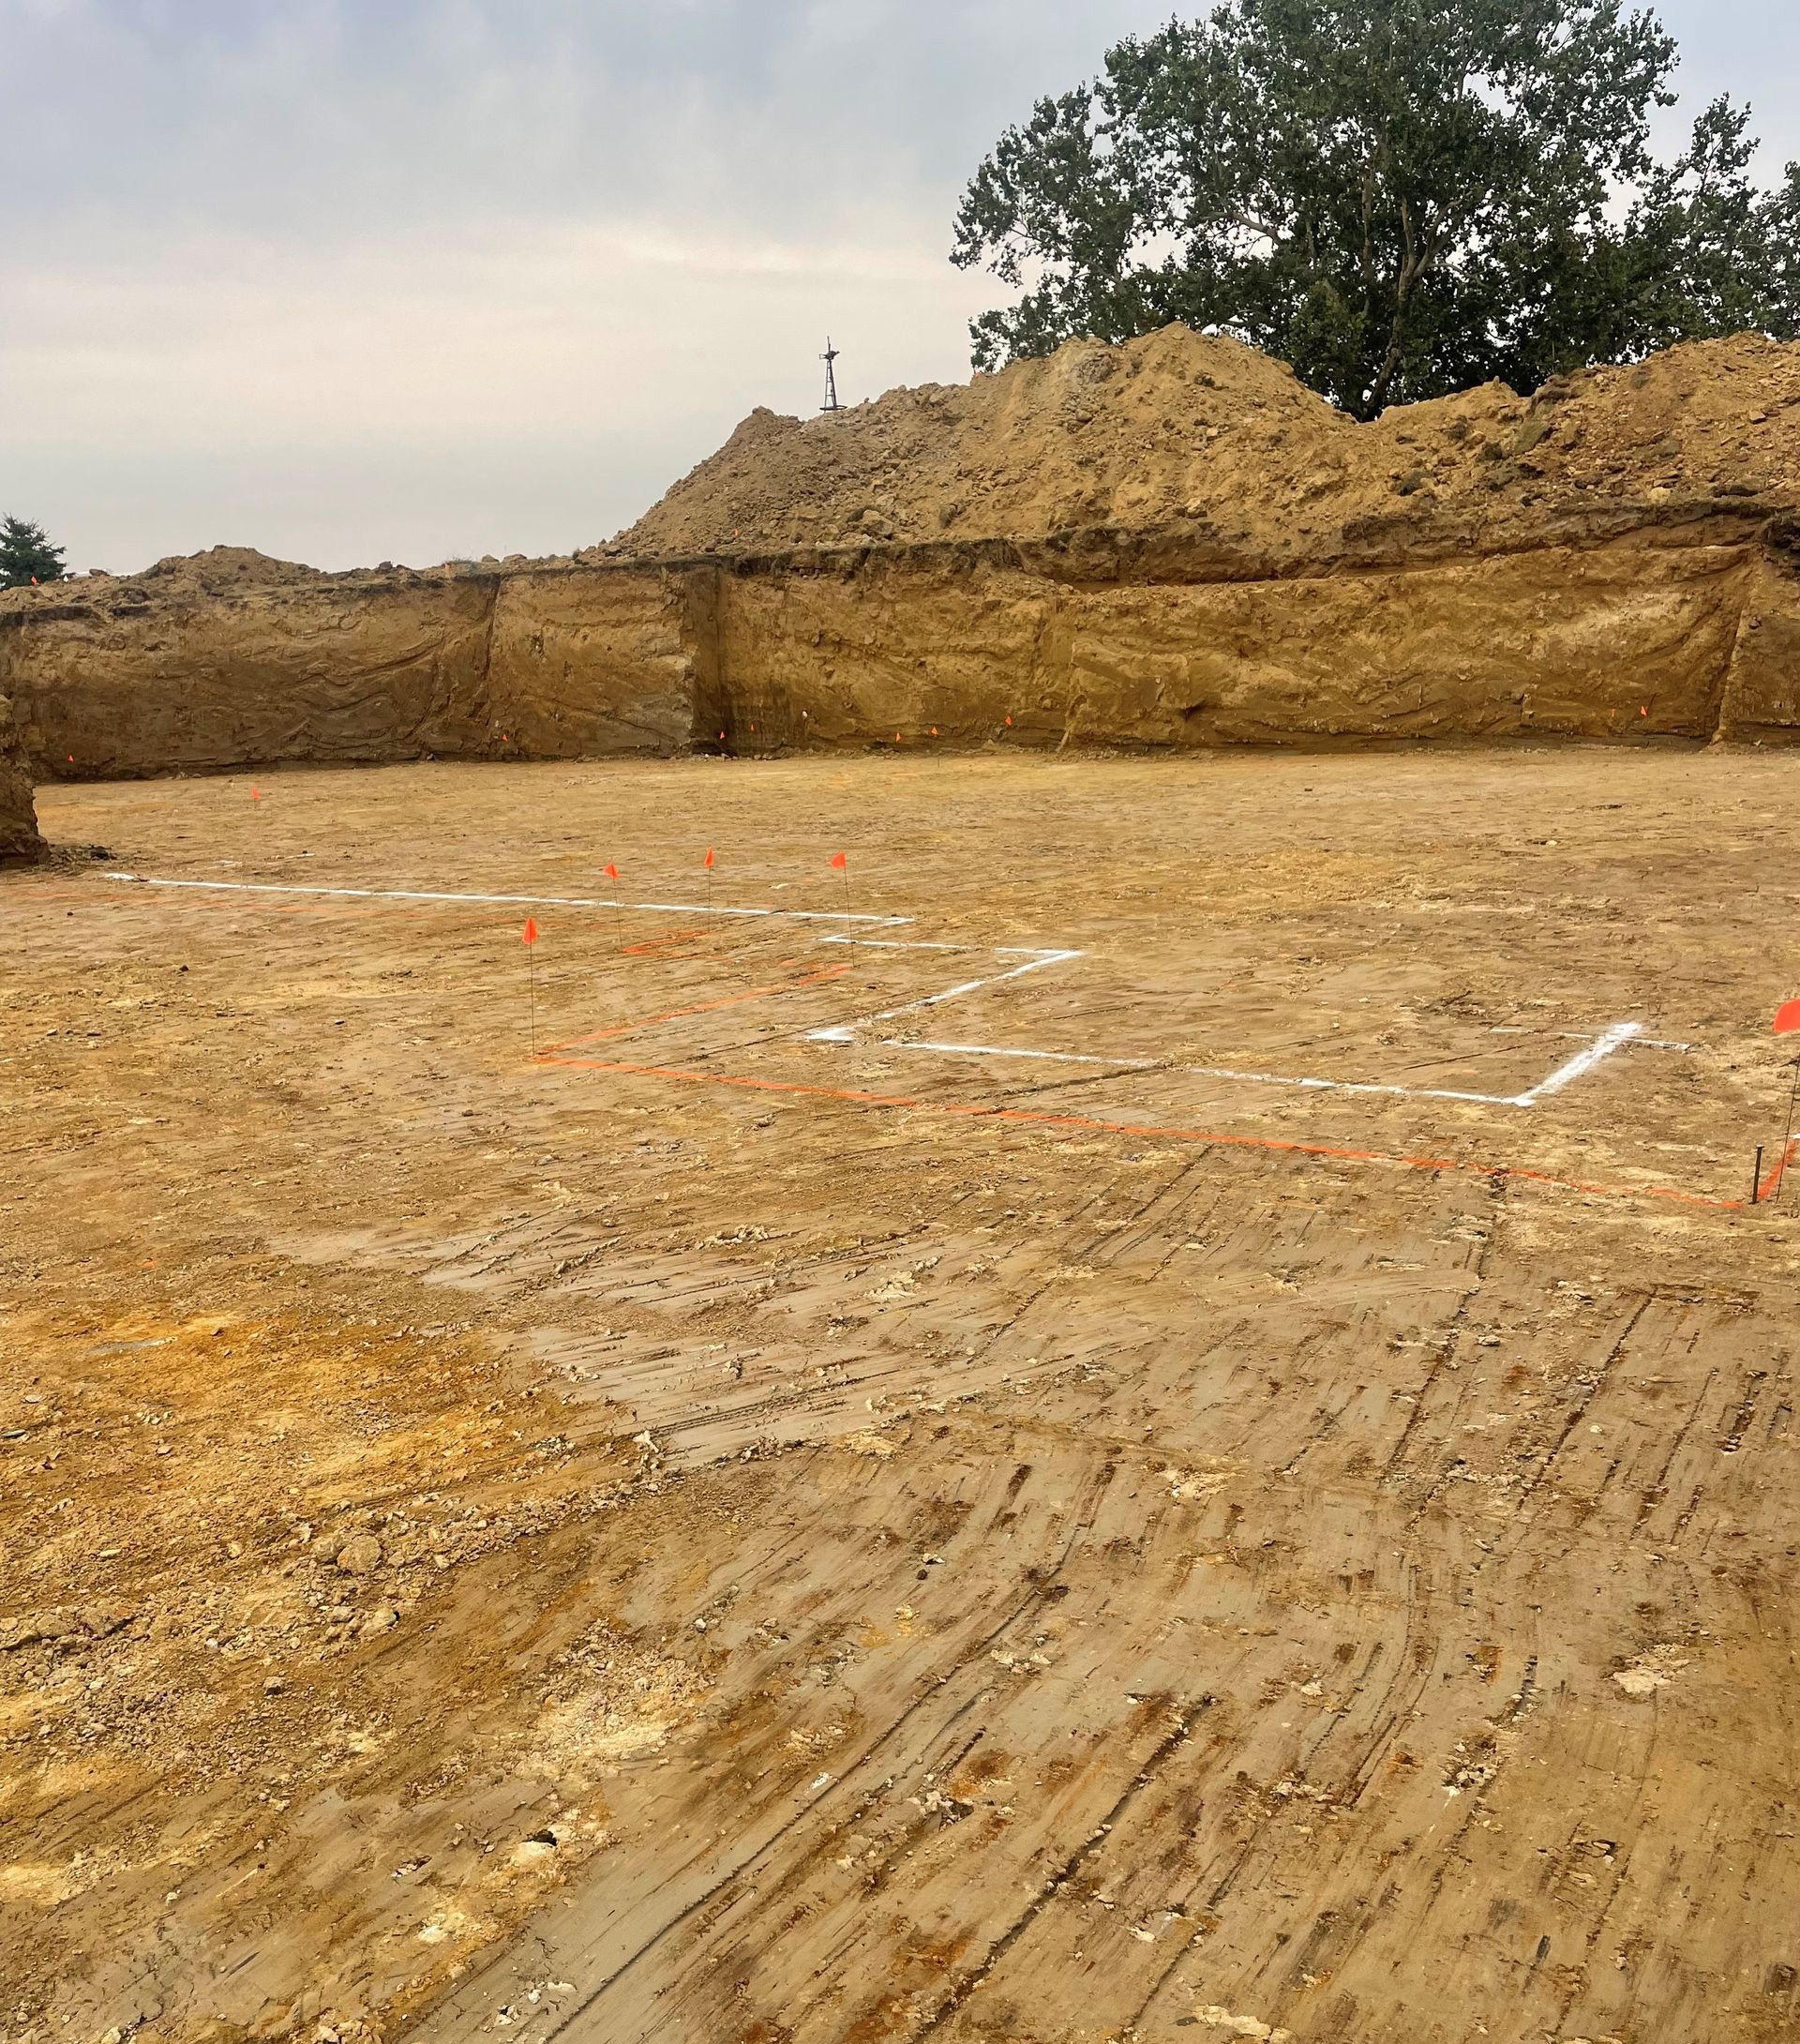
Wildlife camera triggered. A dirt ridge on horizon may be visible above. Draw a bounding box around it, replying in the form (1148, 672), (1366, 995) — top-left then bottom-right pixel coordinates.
(614, 324), (1800, 560)
(6, 328), (1799, 604)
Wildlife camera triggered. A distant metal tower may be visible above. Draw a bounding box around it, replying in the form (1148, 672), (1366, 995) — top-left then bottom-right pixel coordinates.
(820, 337), (843, 413)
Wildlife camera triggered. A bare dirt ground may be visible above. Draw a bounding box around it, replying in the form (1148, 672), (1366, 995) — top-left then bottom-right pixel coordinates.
(5, 749), (1800, 2044)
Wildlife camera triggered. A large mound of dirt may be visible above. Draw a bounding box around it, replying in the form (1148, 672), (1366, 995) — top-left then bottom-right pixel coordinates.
(616, 327), (1800, 557)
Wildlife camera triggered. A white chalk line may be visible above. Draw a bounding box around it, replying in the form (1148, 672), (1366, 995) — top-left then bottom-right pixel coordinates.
(802, 947), (1666, 1110)
(848, 1034), (1642, 1108)
(101, 872), (909, 927)
(104, 870), (1681, 1112)
(804, 948), (1083, 1045)
(1513, 1022), (1643, 1104)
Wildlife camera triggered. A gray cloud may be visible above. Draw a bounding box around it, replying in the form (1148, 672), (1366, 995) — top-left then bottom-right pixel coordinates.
(3, 0), (1794, 570)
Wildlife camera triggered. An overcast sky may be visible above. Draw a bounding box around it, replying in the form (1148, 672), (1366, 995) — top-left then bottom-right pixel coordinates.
(4, 0), (1796, 573)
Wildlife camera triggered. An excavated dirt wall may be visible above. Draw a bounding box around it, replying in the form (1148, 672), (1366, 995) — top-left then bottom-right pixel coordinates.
(1716, 519), (1800, 741)
(485, 566), (710, 759)
(1, 564), (697, 779)
(3, 512), (1796, 793)
(0, 691), (42, 861)
(712, 510), (1798, 749)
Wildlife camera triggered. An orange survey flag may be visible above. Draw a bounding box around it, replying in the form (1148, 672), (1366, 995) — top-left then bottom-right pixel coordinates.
(522, 917), (539, 946)
(1776, 1000), (1800, 1035)
(603, 863), (619, 880)
(830, 851), (848, 870)
(704, 847), (715, 869)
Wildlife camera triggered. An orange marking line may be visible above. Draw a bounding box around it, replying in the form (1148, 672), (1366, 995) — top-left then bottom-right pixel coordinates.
(540, 962), (851, 1058)
(534, 1053), (1743, 1213)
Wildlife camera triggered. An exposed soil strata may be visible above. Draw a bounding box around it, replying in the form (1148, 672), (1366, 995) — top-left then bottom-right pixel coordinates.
(3, 334), (1798, 804)
(6, 510), (1799, 779)
(0, 690), (43, 861)
(711, 516), (1782, 750)
(1, 564), (698, 779)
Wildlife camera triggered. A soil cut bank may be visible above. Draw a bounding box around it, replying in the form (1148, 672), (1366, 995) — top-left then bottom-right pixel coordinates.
(0, 690), (43, 860)
(4, 329), (1800, 805)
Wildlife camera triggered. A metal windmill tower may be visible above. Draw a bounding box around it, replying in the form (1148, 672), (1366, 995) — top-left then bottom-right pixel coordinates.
(820, 337), (844, 413)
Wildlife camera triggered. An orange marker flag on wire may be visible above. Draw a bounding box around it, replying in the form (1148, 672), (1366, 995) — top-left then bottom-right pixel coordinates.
(522, 918), (540, 1054)
(830, 849), (852, 940)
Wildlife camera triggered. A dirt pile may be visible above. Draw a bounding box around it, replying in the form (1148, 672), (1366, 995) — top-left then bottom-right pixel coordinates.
(0, 689), (42, 860)
(616, 326), (1800, 557)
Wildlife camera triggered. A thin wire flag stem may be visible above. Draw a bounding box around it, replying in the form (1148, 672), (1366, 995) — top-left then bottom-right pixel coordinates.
(1778, 1056), (1800, 1204)
(831, 851), (851, 950)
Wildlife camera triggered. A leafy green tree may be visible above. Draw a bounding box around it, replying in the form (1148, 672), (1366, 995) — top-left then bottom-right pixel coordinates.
(952, 0), (1800, 416)
(0, 516), (67, 588)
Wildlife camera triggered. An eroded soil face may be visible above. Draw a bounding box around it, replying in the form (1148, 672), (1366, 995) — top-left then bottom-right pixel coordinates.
(5, 751), (1799, 2044)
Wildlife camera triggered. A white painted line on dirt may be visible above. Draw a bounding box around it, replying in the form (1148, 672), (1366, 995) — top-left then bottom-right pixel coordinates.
(801, 931), (1651, 1110)
(109, 870), (1669, 1114)
(846, 1036), (1522, 1103)
(821, 1007), (1651, 1110)
(1180, 1062), (1515, 1105)
(818, 936), (968, 952)
(904, 1039), (1160, 1069)
(803, 946), (1084, 1046)
(102, 872), (909, 926)
(1512, 1021), (1642, 1105)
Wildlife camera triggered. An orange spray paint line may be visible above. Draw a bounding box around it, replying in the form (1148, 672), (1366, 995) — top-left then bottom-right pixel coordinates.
(534, 1053), (1744, 1214)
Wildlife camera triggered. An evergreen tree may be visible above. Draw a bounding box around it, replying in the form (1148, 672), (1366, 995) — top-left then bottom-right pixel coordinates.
(0, 517), (68, 588)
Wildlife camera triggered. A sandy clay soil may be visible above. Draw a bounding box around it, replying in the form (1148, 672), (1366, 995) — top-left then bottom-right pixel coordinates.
(5, 748), (1800, 2044)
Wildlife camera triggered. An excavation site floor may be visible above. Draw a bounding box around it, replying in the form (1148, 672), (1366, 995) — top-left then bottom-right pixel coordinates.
(5, 750), (1799, 2044)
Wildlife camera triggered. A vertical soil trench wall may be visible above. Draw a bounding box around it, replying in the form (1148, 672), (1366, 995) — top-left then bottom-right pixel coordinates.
(0, 692), (39, 860)
(2, 518), (1797, 827)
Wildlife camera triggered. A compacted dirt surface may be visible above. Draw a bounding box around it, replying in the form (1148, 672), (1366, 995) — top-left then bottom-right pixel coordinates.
(6, 749), (1800, 2044)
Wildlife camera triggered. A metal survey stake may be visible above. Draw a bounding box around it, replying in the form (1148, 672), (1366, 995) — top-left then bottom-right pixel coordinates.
(1752, 1146), (1764, 1205)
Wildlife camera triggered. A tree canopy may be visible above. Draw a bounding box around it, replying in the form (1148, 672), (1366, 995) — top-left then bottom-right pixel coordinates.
(0, 516), (67, 588)
(952, 0), (1800, 417)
